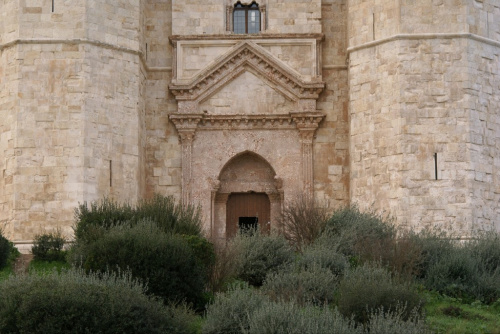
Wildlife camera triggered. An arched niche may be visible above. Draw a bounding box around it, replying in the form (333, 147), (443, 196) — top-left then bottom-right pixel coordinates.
(213, 151), (283, 239)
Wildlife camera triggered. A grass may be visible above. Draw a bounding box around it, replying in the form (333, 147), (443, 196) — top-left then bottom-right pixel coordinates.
(425, 291), (500, 334)
(28, 259), (71, 274)
(0, 263), (14, 280)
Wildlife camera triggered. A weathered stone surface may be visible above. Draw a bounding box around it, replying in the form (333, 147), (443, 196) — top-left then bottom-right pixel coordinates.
(0, 0), (499, 244)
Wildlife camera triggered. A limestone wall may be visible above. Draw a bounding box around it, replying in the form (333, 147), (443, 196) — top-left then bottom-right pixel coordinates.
(266, 0), (322, 34)
(6, 43), (87, 240)
(17, 0), (86, 40)
(0, 0), (146, 241)
(466, 39), (500, 231)
(464, 0), (500, 41)
(172, 0), (225, 35)
(314, 0), (349, 208)
(0, 0), (19, 44)
(143, 1), (181, 200)
(0, 45), (18, 238)
(348, 0), (500, 232)
(348, 0), (400, 47)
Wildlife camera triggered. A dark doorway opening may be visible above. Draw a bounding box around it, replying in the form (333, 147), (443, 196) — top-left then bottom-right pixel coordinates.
(238, 216), (258, 233)
(226, 192), (270, 238)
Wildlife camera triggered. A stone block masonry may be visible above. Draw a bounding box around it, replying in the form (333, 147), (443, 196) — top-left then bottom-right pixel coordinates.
(0, 0), (499, 244)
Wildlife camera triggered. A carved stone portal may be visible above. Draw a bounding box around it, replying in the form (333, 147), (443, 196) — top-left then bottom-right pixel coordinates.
(169, 34), (325, 240)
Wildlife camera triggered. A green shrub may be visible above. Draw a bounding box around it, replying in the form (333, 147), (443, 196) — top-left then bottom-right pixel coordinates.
(202, 284), (268, 334)
(367, 307), (432, 334)
(261, 265), (338, 305)
(409, 229), (455, 280)
(319, 206), (397, 264)
(181, 234), (216, 277)
(243, 303), (361, 334)
(74, 197), (134, 243)
(0, 229), (10, 270)
(74, 195), (202, 244)
(203, 285), (360, 334)
(298, 244), (349, 277)
(423, 246), (479, 301)
(231, 231), (294, 286)
(469, 232), (500, 273)
(31, 231), (66, 262)
(73, 221), (207, 308)
(136, 195), (202, 236)
(0, 269), (198, 334)
(338, 264), (424, 325)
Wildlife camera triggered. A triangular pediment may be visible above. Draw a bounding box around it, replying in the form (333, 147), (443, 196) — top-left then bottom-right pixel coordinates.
(199, 70), (295, 115)
(169, 41), (324, 103)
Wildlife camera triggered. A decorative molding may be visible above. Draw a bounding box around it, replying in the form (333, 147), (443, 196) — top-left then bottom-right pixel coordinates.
(169, 41), (325, 103)
(169, 33), (324, 44)
(323, 65), (348, 70)
(347, 33), (500, 54)
(170, 112), (324, 131)
(0, 38), (174, 73)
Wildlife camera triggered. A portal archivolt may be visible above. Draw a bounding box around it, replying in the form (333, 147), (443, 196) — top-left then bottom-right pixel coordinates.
(214, 151), (283, 238)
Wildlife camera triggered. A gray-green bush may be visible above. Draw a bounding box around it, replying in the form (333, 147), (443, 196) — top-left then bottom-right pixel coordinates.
(298, 244), (349, 277)
(0, 269), (198, 334)
(420, 233), (500, 304)
(261, 265), (338, 305)
(203, 285), (360, 334)
(243, 303), (361, 334)
(0, 229), (10, 270)
(231, 231), (294, 287)
(31, 231), (66, 262)
(338, 264), (424, 325)
(202, 284), (268, 334)
(72, 221), (207, 308)
(74, 194), (202, 243)
(367, 307), (432, 334)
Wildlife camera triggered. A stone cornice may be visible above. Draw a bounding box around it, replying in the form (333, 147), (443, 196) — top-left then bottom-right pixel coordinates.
(347, 33), (500, 54)
(169, 41), (324, 103)
(170, 112), (324, 131)
(0, 38), (173, 73)
(169, 33), (324, 45)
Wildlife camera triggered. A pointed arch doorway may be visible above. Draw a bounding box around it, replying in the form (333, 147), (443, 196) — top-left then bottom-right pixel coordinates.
(213, 151), (283, 239)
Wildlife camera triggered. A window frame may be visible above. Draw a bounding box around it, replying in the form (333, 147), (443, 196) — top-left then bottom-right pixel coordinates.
(227, 1), (265, 34)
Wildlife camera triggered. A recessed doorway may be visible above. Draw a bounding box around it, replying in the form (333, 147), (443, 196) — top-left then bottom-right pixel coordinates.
(226, 192), (270, 237)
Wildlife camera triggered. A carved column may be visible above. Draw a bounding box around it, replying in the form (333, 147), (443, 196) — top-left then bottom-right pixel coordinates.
(298, 130), (315, 197)
(209, 178), (221, 238)
(292, 112), (324, 199)
(179, 130), (195, 205)
(170, 115), (202, 205)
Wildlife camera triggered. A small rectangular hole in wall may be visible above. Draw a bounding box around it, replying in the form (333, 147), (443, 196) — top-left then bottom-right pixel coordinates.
(146, 43), (148, 60)
(109, 160), (113, 187)
(52, 0), (54, 12)
(434, 153), (438, 180)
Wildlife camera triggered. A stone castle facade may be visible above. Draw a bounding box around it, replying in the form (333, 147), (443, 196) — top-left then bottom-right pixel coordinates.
(1, 0), (499, 244)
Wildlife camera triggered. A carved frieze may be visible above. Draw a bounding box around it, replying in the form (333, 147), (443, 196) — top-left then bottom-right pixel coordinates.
(170, 112), (324, 131)
(169, 40), (325, 105)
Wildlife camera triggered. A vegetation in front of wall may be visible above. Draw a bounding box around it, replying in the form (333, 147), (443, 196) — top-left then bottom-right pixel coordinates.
(0, 229), (20, 280)
(0, 269), (199, 334)
(71, 220), (209, 310)
(3, 197), (500, 333)
(425, 292), (500, 334)
(0, 229), (13, 271)
(31, 230), (67, 262)
(74, 194), (203, 244)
